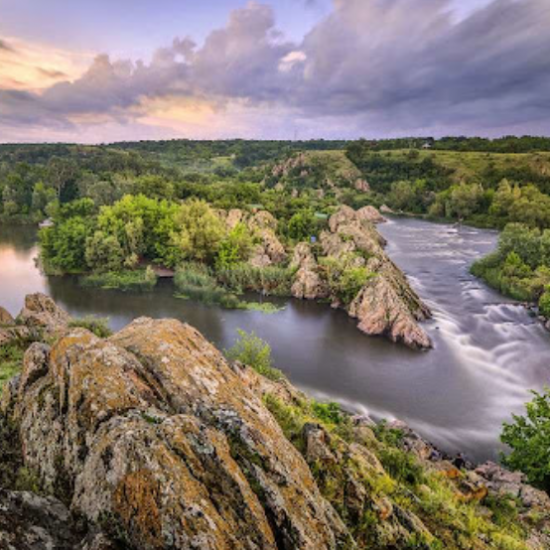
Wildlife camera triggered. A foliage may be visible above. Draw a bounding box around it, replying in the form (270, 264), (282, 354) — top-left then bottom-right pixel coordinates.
(0, 342), (24, 394)
(501, 388), (550, 491)
(287, 209), (317, 241)
(80, 267), (158, 292)
(472, 223), (550, 307)
(68, 316), (112, 338)
(171, 199), (225, 263)
(174, 263), (242, 309)
(217, 263), (295, 296)
(539, 288), (550, 317)
(225, 329), (283, 381)
(215, 223), (254, 270)
(320, 254), (375, 305)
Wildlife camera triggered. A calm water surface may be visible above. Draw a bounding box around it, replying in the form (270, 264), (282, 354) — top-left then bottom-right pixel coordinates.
(1, 219), (548, 462)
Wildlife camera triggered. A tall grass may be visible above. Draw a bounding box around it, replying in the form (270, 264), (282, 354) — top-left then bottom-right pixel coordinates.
(217, 263), (295, 296)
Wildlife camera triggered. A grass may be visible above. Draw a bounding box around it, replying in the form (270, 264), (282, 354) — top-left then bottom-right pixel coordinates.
(68, 316), (112, 338)
(383, 149), (550, 185)
(217, 263), (295, 296)
(0, 341), (24, 394)
(81, 267), (158, 292)
(262, 382), (534, 549)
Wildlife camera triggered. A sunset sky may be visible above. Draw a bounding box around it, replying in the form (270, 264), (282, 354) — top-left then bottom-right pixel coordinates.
(0, 0), (548, 143)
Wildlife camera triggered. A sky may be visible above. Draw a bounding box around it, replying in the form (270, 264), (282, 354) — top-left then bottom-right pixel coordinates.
(0, 0), (548, 143)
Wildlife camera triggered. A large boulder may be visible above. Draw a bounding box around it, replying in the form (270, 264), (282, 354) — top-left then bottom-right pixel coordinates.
(0, 490), (112, 550)
(8, 319), (352, 550)
(16, 293), (70, 336)
(356, 205), (386, 224)
(0, 306), (14, 326)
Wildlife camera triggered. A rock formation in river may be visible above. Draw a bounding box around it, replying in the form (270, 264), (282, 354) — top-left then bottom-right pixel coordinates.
(1, 295), (550, 549)
(291, 206), (432, 349)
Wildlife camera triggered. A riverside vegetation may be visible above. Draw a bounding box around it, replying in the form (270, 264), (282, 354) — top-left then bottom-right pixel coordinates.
(1, 294), (550, 549)
(4, 137), (550, 546)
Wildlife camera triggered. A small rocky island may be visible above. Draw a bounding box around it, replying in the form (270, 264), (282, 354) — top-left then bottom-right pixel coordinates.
(1, 295), (549, 549)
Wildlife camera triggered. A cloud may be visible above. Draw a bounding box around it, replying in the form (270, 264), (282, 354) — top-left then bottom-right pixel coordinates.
(1, 0), (550, 140)
(0, 39), (15, 53)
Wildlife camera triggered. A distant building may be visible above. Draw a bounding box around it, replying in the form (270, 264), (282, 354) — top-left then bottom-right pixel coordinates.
(422, 142), (432, 150)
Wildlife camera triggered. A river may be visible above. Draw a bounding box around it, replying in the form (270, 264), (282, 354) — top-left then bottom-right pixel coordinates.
(1, 218), (548, 462)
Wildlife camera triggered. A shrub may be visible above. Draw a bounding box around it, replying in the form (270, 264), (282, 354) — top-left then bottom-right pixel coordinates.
(174, 263), (243, 309)
(320, 254), (376, 305)
(217, 264), (294, 296)
(501, 388), (550, 491)
(68, 316), (112, 338)
(225, 329), (283, 381)
(538, 287), (550, 317)
(215, 223), (254, 270)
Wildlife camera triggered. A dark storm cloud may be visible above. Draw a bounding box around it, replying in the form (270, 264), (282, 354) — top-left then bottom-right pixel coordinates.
(1, 0), (550, 136)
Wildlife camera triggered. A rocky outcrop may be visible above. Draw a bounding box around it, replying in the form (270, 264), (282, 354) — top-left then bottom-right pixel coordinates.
(290, 243), (329, 300)
(220, 209), (287, 267)
(17, 293), (70, 336)
(0, 306), (14, 326)
(0, 490), (113, 550)
(356, 205), (386, 224)
(2, 298), (550, 549)
(296, 206), (431, 349)
(354, 179), (370, 193)
(0, 293), (69, 346)
(3, 318), (351, 550)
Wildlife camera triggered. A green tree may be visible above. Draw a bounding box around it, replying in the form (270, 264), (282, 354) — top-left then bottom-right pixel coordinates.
(172, 199), (225, 263)
(215, 223), (254, 270)
(501, 388), (550, 491)
(287, 209), (316, 241)
(85, 231), (125, 272)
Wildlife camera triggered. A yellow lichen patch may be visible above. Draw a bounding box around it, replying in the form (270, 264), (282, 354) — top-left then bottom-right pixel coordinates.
(113, 470), (163, 548)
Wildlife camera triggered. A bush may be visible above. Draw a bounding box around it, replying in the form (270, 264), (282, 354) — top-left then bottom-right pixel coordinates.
(501, 387), (550, 491)
(68, 316), (112, 338)
(320, 254), (376, 305)
(215, 223), (254, 270)
(217, 264), (295, 296)
(80, 267), (158, 292)
(538, 288), (550, 317)
(225, 329), (283, 381)
(174, 263), (243, 309)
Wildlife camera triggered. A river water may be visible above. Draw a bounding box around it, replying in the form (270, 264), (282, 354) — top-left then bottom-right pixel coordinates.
(1, 219), (548, 462)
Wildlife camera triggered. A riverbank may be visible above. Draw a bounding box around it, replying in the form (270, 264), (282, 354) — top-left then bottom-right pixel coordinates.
(2, 217), (549, 462)
(1, 293), (549, 549)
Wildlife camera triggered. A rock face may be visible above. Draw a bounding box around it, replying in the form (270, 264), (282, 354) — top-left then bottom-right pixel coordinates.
(4, 318), (351, 550)
(220, 208), (287, 268)
(17, 293), (70, 336)
(356, 205), (386, 224)
(0, 306), (14, 326)
(0, 490), (113, 550)
(2, 298), (550, 549)
(292, 206), (431, 349)
(290, 243), (329, 300)
(0, 293), (69, 346)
